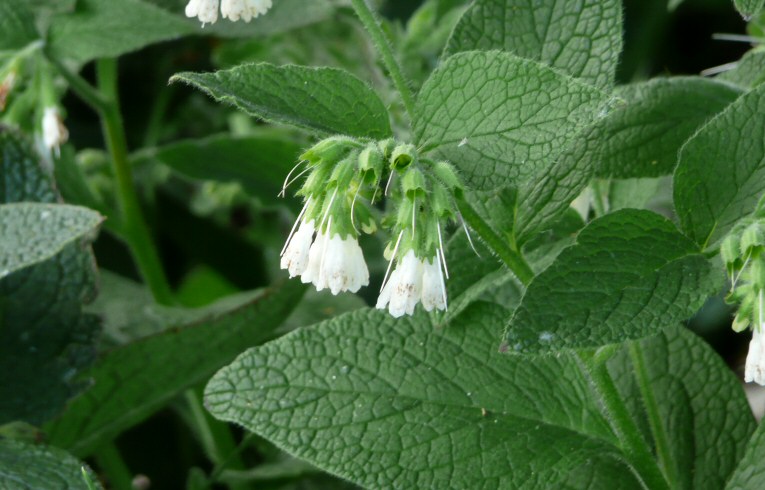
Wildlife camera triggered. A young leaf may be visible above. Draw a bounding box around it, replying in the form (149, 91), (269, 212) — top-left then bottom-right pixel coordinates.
(445, 0), (623, 89)
(415, 51), (612, 190)
(734, 0), (765, 19)
(0, 439), (102, 489)
(674, 83), (765, 249)
(45, 280), (306, 457)
(504, 209), (721, 353)
(589, 77), (741, 178)
(0, 203), (102, 279)
(173, 64), (392, 139)
(47, 0), (194, 63)
(207, 304), (643, 489)
(726, 420), (765, 489)
(0, 128), (100, 426)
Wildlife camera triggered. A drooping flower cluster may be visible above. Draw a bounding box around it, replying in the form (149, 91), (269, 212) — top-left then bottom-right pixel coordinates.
(722, 209), (765, 384)
(279, 137), (464, 318)
(185, 0), (273, 26)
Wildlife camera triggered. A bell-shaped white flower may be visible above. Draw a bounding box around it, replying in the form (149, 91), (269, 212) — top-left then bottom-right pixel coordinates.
(318, 233), (369, 295)
(421, 254), (447, 312)
(185, 0), (219, 25)
(221, 0), (272, 21)
(280, 219), (315, 278)
(42, 107), (68, 157)
(377, 250), (424, 318)
(300, 228), (327, 289)
(745, 292), (765, 385)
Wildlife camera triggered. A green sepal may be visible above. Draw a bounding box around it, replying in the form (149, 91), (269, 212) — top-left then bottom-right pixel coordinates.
(741, 222), (765, 257)
(430, 160), (464, 198)
(353, 200), (378, 234)
(733, 310), (752, 333)
(358, 144), (385, 185)
(751, 258), (765, 291)
(298, 159), (334, 197)
(300, 136), (357, 164)
(391, 143), (418, 170)
(431, 183), (455, 220)
(377, 138), (396, 160)
(402, 167), (427, 200)
(329, 151), (359, 190)
(722, 233), (744, 278)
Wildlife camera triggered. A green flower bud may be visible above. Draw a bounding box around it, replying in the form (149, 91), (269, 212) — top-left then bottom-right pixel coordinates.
(431, 183), (454, 219)
(377, 138), (396, 160)
(721, 233), (743, 278)
(300, 136), (356, 164)
(741, 222), (765, 257)
(430, 161), (463, 199)
(752, 258), (765, 292)
(402, 167), (427, 200)
(733, 310), (752, 332)
(358, 145), (384, 185)
(298, 159), (334, 197)
(353, 201), (378, 234)
(391, 144), (417, 170)
(329, 151), (359, 190)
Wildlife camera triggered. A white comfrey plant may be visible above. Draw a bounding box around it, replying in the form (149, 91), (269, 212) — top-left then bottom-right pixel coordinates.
(186, 0), (273, 25)
(279, 137), (464, 317)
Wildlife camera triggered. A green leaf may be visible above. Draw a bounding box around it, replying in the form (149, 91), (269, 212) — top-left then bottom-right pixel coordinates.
(45, 280), (306, 457)
(173, 63), (392, 139)
(726, 420), (765, 489)
(718, 50), (765, 90)
(0, 203), (102, 279)
(0, 439), (102, 490)
(591, 77), (742, 178)
(415, 51), (612, 190)
(445, 0), (622, 88)
(674, 83), (765, 248)
(134, 134), (303, 204)
(609, 328), (756, 490)
(0, 128), (100, 426)
(207, 303), (646, 489)
(504, 209), (721, 353)
(47, 0), (194, 63)
(0, 1), (38, 51)
(734, 0), (765, 19)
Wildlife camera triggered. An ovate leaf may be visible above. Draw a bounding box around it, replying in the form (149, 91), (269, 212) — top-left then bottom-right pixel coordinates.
(0, 128), (100, 426)
(0, 203), (102, 279)
(504, 209), (721, 353)
(726, 420), (765, 489)
(674, 83), (765, 248)
(207, 304), (643, 489)
(45, 281), (305, 457)
(0, 439), (101, 490)
(445, 0), (623, 88)
(718, 50), (765, 90)
(415, 51), (611, 190)
(172, 64), (392, 139)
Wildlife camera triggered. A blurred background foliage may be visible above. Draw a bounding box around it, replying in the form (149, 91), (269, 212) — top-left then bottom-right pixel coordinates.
(24, 0), (759, 487)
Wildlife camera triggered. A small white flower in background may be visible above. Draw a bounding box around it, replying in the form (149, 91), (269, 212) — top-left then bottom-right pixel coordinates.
(221, 0), (273, 22)
(746, 292), (765, 385)
(42, 107), (68, 157)
(185, 0), (220, 25)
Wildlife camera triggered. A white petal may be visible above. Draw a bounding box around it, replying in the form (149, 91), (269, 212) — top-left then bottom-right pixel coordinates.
(280, 220), (314, 278)
(746, 328), (765, 385)
(301, 231), (327, 290)
(376, 268), (398, 311)
(389, 250), (423, 317)
(42, 107), (68, 155)
(186, 0), (219, 24)
(421, 256), (446, 312)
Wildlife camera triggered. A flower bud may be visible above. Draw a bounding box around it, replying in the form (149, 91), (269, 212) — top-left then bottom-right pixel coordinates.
(402, 167), (427, 200)
(300, 136), (356, 165)
(752, 258), (765, 292)
(329, 151), (358, 190)
(741, 222), (765, 257)
(391, 144), (417, 170)
(377, 138), (395, 160)
(430, 161), (463, 197)
(358, 145), (384, 185)
(721, 233), (743, 278)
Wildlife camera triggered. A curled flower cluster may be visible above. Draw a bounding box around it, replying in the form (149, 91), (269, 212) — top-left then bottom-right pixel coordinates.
(722, 212), (765, 384)
(279, 137), (464, 318)
(185, 0), (273, 26)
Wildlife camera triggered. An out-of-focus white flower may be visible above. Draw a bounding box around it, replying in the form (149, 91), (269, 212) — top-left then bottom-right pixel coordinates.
(185, 0), (220, 25)
(42, 107), (68, 157)
(221, 0), (273, 22)
(280, 219), (315, 278)
(421, 254), (447, 312)
(746, 292), (765, 385)
(377, 250), (424, 318)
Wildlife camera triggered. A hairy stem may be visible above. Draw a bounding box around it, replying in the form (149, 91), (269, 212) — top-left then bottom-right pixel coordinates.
(578, 349), (670, 490)
(349, 0), (417, 122)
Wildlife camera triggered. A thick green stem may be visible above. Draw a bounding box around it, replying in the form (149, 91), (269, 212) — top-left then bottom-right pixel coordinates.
(349, 0), (417, 121)
(578, 350), (670, 490)
(44, 50), (108, 112)
(629, 343), (680, 488)
(95, 59), (174, 305)
(94, 443), (133, 490)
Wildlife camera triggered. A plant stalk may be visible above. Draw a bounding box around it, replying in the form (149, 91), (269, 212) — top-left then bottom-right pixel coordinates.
(94, 442), (133, 490)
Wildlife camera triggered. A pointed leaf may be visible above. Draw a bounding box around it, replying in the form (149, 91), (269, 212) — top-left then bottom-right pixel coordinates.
(0, 439), (101, 490)
(727, 419), (765, 489)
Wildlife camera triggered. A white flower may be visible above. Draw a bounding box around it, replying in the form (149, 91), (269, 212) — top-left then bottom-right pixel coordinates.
(377, 250), (424, 318)
(745, 291), (765, 385)
(298, 228), (369, 295)
(300, 228), (327, 289)
(421, 255), (447, 312)
(280, 219), (315, 278)
(221, 0), (273, 22)
(42, 107), (68, 157)
(185, 0), (219, 25)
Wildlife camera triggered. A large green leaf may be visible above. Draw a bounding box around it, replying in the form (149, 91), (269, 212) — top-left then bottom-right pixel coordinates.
(727, 421), (765, 489)
(0, 0), (38, 51)
(205, 304), (753, 489)
(609, 328), (756, 490)
(0, 203), (102, 279)
(47, 0), (194, 63)
(173, 63), (391, 139)
(445, 0), (623, 88)
(0, 439), (101, 490)
(589, 77), (741, 178)
(414, 51), (612, 190)
(674, 83), (765, 249)
(45, 280), (306, 457)
(0, 128), (100, 426)
(504, 209), (721, 353)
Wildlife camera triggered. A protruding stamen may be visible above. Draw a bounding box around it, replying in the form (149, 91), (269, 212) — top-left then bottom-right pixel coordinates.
(279, 159), (307, 197)
(436, 249), (448, 310)
(437, 221), (449, 279)
(412, 196), (417, 239)
(350, 184), (362, 234)
(460, 214), (481, 258)
(318, 188), (338, 234)
(280, 165), (312, 197)
(384, 171), (395, 196)
(380, 230), (404, 293)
